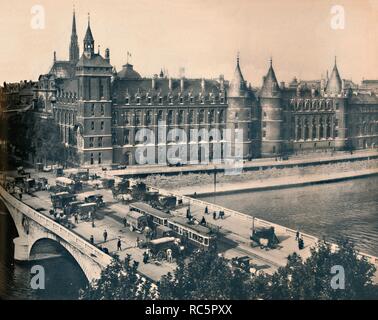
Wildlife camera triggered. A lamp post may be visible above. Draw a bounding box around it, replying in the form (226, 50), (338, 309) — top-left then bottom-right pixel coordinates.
(213, 165), (217, 205)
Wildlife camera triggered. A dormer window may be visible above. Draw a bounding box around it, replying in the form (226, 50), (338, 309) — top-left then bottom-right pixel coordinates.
(136, 97), (140, 105)
(190, 96), (194, 104)
(220, 96), (224, 104)
(125, 97), (130, 105)
(159, 97), (163, 105)
(169, 96), (173, 104)
(91, 104), (95, 116)
(179, 96), (184, 104)
(100, 104), (105, 116)
(148, 97), (152, 105)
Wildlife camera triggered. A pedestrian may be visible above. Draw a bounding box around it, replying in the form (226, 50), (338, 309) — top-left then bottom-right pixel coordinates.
(220, 211), (225, 219)
(166, 248), (173, 263)
(103, 230), (108, 242)
(117, 237), (122, 251)
(90, 235), (94, 245)
(92, 220), (95, 228)
(213, 211), (217, 220)
(123, 217), (127, 228)
(74, 213), (79, 224)
(143, 252), (148, 264)
(186, 208), (191, 220)
(205, 206), (208, 214)
(136, 236), (140, 248)
(295, 230), (300, 241)
(19, 193), (22, 201)
(200, 216), (206, 225)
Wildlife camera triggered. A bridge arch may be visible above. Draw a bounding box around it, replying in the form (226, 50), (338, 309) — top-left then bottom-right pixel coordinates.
(29, 237), (88, 288)
(0, 186), (112, 283)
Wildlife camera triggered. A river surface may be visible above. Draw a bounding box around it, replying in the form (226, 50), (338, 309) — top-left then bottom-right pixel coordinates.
(1, 176), (377, 299)
(202, 176), (378, 256)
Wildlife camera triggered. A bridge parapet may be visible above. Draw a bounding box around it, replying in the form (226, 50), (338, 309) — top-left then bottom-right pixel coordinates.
(0, 185), (113, 281)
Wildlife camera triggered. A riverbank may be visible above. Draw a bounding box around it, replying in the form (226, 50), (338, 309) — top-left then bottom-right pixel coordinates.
(141, 158), (378, 196)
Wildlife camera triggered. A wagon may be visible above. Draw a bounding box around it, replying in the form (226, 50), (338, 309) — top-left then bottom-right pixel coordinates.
(125, 211), (148, 232)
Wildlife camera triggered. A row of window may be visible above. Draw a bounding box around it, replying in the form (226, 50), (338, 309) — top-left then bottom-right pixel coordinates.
(112, 109), (226, 126)
(122, 94), (226, 106)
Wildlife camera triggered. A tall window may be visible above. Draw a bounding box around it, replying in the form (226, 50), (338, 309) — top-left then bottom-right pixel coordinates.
(91, 104), (95, 116)
(101, 121), (104, 130)
(167, 110), (174, 125)
(98, 137), (103, 147)
(90, 153), (94, 165)
(91, 121), (95, 130)
(89, 137), (94, 148)
(100, 104), (105, 116)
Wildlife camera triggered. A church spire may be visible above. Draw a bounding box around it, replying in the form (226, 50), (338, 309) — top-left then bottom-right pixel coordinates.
(69, 6), (79, 63)
(83, 13), (95, 58)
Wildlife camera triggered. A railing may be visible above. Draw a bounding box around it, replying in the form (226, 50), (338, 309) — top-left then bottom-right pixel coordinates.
(0, 185), (112, 268)
(148, 185), (378, 266)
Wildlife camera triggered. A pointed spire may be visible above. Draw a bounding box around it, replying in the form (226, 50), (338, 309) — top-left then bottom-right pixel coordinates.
(261, 58), (281, 98)
(72, 6), (77, 34)
(229, 53), (246, 97)
(69, 6), (79, 63)
(326, 56), (342, 95)
(83, 12), (95, 57)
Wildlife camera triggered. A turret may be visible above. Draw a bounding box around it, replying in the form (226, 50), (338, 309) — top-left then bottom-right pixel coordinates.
(226, 54), (254, 159)
(260, 58), (284, 157)
(326, 57), (342, 96)
(83, 14), (95, 59)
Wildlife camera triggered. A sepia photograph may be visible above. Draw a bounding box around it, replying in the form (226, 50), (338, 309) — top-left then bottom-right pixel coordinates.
(0, 0), (378, 306)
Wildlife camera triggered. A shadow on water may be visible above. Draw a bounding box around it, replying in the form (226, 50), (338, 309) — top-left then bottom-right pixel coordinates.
(0, 201), (88, 300)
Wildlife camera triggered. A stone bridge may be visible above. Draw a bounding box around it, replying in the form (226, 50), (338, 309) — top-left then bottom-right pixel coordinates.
(0, 185), (113, 282)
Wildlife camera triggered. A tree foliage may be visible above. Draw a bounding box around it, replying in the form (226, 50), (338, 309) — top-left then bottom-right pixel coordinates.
(159, 249), (253, 300)
(258, 239), (377, 300)
(79, 255), (157, 300)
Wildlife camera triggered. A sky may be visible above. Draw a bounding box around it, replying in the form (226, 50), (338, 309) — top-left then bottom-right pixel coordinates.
(0, 0), (377, 86)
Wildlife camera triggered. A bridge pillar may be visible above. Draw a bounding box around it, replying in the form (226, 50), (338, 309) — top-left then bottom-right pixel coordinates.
(13, 237), (30, 261)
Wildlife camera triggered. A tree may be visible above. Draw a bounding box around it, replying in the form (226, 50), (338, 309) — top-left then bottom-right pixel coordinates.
(159, 249), (253, 300)
(32, 117), (65, 165)
(79, 255), (156, 300)
(261, 239), (377, 300)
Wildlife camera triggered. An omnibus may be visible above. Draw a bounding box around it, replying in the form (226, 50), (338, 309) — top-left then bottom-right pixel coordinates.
(167, 216), (216, 250)
(129, 202), (170, 227)
(55, 177), (82, 193)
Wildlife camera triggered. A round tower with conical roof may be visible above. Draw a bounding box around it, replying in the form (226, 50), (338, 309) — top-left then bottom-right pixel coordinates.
(325, 57), (349, 150)
(226, 55), (255, 160)
(260, 59), (284, 157)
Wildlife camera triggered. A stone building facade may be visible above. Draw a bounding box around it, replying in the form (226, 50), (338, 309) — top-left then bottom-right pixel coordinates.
(2, 11), (377, 166)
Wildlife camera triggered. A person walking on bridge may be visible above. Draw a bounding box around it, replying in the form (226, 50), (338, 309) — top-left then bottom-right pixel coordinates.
(117, 237), (122, 251)
(103, 230), (108, 243)
(90, 235), (94, 245)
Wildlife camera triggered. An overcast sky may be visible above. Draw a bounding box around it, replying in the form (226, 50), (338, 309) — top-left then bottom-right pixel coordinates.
(0, 0), (377, 85)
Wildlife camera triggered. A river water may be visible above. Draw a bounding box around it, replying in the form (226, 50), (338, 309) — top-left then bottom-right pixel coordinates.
(0, 176), (377, 299)
(202, 176), (378, 257)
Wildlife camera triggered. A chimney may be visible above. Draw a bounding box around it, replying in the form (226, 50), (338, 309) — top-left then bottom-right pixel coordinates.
(105, 48), (110, 62)
(201, 78), (205, 91)
(53, 51), (57, 63)
(152, 74), (158, 89)
(219, 74), (224, 91)
(168, 78), (172, 91)
(180, 77), (184, 92)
